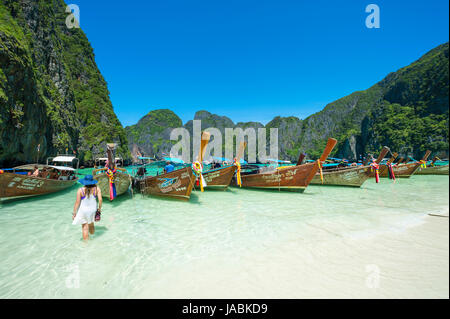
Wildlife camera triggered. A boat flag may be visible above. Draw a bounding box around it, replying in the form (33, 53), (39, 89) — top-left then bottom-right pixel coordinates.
(192, 161), (206, 191)
(387, 162), (396, 181)
(105, 159), (117, 201)
(370, 161), (380, 183)
(234, 158), (242, 187)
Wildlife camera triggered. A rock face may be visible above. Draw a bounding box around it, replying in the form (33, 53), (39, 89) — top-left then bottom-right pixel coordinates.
(0, 0), (129, 167)
(301, 43), (448, 160)
(125, 109), (183, 161)
(127, 43), (448, 162)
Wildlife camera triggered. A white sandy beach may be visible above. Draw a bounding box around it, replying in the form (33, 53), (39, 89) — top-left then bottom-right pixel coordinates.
(137, 212), (449, 299)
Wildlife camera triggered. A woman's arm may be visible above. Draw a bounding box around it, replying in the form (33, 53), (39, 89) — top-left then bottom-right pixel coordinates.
(73, 189), (81, 220)
(97, 187), (103, 211)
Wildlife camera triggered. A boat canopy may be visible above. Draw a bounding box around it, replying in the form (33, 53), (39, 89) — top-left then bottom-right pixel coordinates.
(52, 156), (76, 163)
(14, 164), (76, 171)
(323, 163), (341, 167)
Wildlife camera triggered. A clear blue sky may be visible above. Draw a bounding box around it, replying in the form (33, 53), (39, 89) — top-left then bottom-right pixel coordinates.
(72, 0), (449, 126)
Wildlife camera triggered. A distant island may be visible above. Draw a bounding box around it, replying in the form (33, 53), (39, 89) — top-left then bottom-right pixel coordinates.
(0, 1), (448, 167)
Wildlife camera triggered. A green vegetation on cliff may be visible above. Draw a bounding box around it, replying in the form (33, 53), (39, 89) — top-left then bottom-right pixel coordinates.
(125, 109), (182, 158)
(296, 42), (449, 160)
(0, 0), (129, 166)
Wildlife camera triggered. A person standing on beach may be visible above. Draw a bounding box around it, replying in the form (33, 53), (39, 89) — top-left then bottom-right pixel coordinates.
(72, 175), (102, 241)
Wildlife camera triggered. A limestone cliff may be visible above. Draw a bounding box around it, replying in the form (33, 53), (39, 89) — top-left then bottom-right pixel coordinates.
(0, 0), (129, 166)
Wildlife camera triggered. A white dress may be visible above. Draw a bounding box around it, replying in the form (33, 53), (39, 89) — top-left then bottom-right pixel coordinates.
(73, 188), (98, 225)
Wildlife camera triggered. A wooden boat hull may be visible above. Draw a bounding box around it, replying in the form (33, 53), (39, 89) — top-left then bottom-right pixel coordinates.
(136, 167), (195, 200)
(376, 162), (421, 178)
(197, 165), (237, 190)
(93, 171), (132, 198)
(239, 162), (319, 192)
(415, 164), (449, 175)
(0, 172), (77, 200)
(310, 166), (372, 187)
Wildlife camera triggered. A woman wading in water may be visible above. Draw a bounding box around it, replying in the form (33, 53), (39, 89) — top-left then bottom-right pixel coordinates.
(73, 175), (102, 240)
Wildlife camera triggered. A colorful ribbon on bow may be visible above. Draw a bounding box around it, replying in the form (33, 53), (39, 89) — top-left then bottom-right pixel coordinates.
(420, 160), (427, 169)
(0, 170), (4, 174)
(106, 167), (117, 200)
(233, 158), (242, 187)
(317, 159), (324, 184)
(370, 161), (380, 183)
(192, 161), (206, 192)
(386, 162), (396, 181)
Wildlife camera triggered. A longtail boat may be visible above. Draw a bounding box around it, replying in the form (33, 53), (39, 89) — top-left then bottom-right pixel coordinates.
(415, 156), (449, 175)
(238, 138), (337, 192)
(197, 141), (247, 190)
(378, 150), (431, 178)
(372, 152), (398, 177)
(135, 166), (195, 200)
(0, 156), (79, 201)
(133, 132), (210, 200)
(93, 144), (132, 201)
(310, 146), (390, 187)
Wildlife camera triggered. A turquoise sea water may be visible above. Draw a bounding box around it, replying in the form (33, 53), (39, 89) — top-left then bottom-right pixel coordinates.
(0, 173), (448, 298)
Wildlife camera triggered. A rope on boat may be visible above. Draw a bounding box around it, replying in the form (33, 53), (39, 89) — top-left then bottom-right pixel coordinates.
(317, 159), (324, 184)
(233, 158), (242, 187)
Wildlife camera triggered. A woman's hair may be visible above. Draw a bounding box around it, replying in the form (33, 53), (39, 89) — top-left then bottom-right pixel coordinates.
(84, 184), (97, 198)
